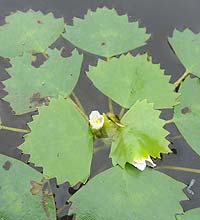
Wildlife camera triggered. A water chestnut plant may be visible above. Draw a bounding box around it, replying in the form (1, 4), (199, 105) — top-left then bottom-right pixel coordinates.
(0, 7), (200, 220)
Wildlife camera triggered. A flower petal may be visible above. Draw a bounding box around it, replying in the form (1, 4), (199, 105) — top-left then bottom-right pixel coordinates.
(132, 159), (147, 171)
(89, 110), (101, 121)
(89, 110), (104, 130)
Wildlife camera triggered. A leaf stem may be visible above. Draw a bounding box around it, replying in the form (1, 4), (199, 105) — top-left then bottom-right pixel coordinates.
(68, 97), (88, 121)
(174, 71), (189, 88)
(71, 92), (86, 115)
(119, 107), (125, 119)
(108, 98), (114, 114)
(0, 125), (30, 133)
(165, 119), (174, 124)
(156, 165), (200, 174)
(56, 205), (69, 216)
(42, 52), (49, 60)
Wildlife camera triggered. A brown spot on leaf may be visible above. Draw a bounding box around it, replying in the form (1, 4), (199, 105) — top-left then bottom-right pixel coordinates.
(30, 179), (53, 219)
(30, 180), (43, 195)
(30, 92), (50, 107)
(41, 179), (53, 219)
(37, 20), (43, 24)
(2, 161), (12, 171)
(181, 107), (192, 114)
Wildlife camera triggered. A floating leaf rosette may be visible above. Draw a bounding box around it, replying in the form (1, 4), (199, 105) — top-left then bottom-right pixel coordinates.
(87, 53), (178, 109)
(62, 7), (150, 57)
(0, 7), (197, 220)
(0, 10), (64, 58)
(69, 165), (186, 220)
(21, 97), (93, 185)
(0, 154), (56, 220)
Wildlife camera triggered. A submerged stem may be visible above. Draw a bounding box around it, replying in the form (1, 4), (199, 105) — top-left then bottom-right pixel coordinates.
(71, 92), (86, 115)
(108, 98), (114, 114)
(119, 107), (125, 119)
(42, 52), (49, 60)
(174, 71), (189, 88)
(68, 97), (88, 121)
(156, 165), (200, 174)
(0, 125), (30, 133)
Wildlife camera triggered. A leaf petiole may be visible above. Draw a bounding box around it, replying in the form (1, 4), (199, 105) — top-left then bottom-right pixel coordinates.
(67, 97), (88, 121)
(71, 92), (86, 115)
(174, 71), (189, 88)
(156, 165), (200, 174)
(108, 98), (114, 114)
(119, 107), (125, 119)
(0, 125), (30, 133)
(165, 119), (174, 124)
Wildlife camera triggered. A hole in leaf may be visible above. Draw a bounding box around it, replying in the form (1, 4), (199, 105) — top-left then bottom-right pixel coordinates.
(30, 92), (50, 107)
(181, 107), (192, 114)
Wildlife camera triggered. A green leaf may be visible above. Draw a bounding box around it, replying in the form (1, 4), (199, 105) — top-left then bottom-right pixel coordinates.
(21, 97), (93, 185)
(0, 154), (56, 220)
(4, 48), (83, 114)
(110, 100), (171, 167)
(177, 209), (200, 220)
(174, 77), (200, 155)
(87, 54), (178, 109)
(69, 165), (186, 220)
(62, 7), (150, 57)
(169, 29), (200, 77)
(0, 10), (64, 58)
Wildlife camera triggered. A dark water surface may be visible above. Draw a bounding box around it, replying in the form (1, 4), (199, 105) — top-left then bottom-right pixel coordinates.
(0, 0), (200, 219)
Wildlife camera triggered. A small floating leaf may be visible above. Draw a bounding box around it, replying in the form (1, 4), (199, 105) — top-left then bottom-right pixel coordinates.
(87, 53), (178, 109)
(0, 10), (64, 58)
(4, 48), (83, 114)
(62, 7), (150, 57)
(110, 100), (171, 167)
(69, 165), (186, 220)
(0, 154), (56, 220)
(21, 97), (93, 185)
(174, 77), (200, 155)
(169, 29), (200, 77)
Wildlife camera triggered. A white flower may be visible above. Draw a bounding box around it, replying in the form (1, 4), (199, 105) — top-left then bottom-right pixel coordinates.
(133, 156), (156, 171)
(89, 110), (104, 130)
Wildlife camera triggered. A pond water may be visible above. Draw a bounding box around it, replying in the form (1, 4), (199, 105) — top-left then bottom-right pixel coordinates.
(0, 0), (200, 219)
